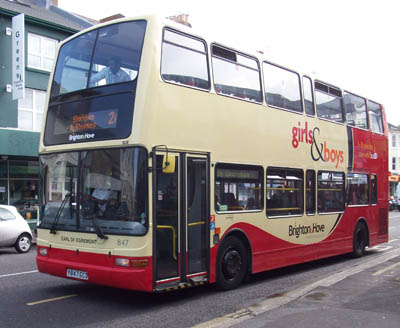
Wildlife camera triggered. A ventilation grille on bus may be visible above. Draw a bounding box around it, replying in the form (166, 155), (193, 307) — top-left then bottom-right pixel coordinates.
(378, 208), (388, 235)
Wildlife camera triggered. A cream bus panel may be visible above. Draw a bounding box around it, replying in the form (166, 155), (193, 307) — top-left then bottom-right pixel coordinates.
(37, 229), (152, 257)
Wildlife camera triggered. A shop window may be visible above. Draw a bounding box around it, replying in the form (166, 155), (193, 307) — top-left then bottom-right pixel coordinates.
(0, 160), (6, 179)
(9, 160), (39, 179)
(0, 161), (7, 205)
(10, 180), (38, 220)
(0, 180), (7, 205)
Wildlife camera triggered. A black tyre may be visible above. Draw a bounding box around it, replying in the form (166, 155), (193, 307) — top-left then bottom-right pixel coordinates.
(352, 222), (367, 258)
(216, 236), (248, 290)
(15, 233), (32, 254)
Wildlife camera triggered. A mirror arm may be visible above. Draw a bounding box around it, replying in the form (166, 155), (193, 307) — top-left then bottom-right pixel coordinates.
(151, 145), (170, 171)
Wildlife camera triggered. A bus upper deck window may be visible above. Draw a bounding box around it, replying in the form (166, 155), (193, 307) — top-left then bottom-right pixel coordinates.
(161, 29), (210, 90)
(368, 100), (384, 134)
(344, 92), (368, 129)
(315, 82), (344, 123)
(50, 20), (146, 97)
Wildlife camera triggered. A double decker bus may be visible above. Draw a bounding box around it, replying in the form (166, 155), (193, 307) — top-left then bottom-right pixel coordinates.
(36, 16), (388, 292)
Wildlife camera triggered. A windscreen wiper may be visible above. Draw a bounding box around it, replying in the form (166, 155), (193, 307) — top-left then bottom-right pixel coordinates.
(82, 201), (108, 240)
(50, 193), (71, 234)
(90, 217), (108, 240)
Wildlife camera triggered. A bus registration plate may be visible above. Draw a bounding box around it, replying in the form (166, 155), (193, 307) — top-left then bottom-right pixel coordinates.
(66, 268), (88, 280)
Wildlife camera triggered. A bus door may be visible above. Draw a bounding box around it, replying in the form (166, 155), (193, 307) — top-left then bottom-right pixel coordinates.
(185, 155), (209, 281)
(153, 151), (209, 288)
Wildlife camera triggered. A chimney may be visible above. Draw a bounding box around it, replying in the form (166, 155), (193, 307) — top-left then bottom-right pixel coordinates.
(100, 14), (125, 23)
(31, 0), (58, 8)
(168, 14), (192, 28)
(46, 0), (58, 8)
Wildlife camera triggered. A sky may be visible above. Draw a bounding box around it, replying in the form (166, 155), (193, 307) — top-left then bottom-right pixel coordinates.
(58, 0), (400, 125)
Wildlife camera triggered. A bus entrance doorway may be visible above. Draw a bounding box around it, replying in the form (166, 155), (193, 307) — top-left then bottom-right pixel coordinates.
(154, 151), (209, 289)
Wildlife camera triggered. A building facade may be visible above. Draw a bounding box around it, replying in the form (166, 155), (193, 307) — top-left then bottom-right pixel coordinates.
(0, 0), (93, 228)
(388, 122), (400, 200)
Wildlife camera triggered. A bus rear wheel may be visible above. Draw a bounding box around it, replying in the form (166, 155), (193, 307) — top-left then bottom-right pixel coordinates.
(216, 236), (248, 290)
(352, 222), (368, 258)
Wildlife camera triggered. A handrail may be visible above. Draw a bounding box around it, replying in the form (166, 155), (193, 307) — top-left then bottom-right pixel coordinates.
(267, 207), (301, 211)
(188, 221), (205, 227)
(156, 225), (177, 260)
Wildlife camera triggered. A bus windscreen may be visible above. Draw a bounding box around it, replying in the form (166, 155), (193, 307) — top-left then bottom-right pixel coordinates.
(44, 20), (147, 145)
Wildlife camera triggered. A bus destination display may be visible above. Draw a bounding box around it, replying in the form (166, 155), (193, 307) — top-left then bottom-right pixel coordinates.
(69, 109), (118, 133)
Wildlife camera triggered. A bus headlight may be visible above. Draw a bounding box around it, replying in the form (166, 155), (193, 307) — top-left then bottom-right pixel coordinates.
(115, 258), (130, 267)
(115, 257), (149, 268)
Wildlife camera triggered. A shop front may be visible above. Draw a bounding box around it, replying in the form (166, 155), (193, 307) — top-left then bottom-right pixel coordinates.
(389, 173), (400, 202)
(0, 129), (40, 231)
(0, 158), (39, 230)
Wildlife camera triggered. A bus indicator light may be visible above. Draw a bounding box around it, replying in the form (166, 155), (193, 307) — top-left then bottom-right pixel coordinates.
(131, 259), (149, 268)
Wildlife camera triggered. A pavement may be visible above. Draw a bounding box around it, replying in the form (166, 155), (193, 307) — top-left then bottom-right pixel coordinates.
(233, 255), (400, 328)
(195, 249), (400, 328)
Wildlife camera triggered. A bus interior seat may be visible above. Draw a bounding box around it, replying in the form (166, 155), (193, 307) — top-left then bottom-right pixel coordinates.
(222, 193), (239, 210)
(246, 197), (256, 209)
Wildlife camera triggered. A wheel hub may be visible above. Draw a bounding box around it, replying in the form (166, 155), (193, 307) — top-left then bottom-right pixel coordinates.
(19, 236), (31, 252)
(222, 249), (242, 279)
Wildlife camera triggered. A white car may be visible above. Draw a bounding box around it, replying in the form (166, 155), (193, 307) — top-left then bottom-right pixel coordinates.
(0, 205), (33, 253)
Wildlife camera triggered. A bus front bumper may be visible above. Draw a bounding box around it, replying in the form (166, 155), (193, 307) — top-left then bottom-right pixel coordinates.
(36, 246), (153, 292)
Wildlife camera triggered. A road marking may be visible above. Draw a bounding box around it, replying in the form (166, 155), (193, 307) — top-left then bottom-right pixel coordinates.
(0, 270), (38, 278)
(27, 294), (78, 306)
(370, 245), (392, 252)
(372, 261), (400, 276)
(389, 239), (399, 243)
(194, 247), (400, 328)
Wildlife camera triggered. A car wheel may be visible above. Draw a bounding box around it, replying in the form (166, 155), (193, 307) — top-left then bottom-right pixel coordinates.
(216, 236), (248, 290)
(352, 222), (367, 258)
(15, 233), (32, 253)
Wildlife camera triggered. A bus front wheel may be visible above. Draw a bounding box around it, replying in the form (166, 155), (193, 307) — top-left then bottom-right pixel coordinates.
(352, 222), (368, 258)
(216, 236), (248, 290)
